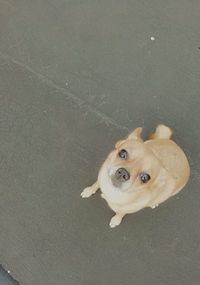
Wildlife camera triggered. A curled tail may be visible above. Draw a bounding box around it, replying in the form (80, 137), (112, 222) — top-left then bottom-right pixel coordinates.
(149, 124), (173, 140)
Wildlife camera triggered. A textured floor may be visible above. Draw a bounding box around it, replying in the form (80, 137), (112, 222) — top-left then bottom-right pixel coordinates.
(0, 1), (200, 284)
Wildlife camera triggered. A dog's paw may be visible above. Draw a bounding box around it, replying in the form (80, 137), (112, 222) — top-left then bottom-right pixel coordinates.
(101, 193), (106, 199)
(109, 215), (123, 228)
(81, 187), (94, 198)
(151, 204), (159, 209)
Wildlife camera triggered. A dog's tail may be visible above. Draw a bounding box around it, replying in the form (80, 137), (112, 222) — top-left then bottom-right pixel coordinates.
(149, 124), (173, 140)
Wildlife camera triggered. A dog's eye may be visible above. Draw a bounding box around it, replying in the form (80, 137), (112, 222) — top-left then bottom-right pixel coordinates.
(118, 149), (128, 160)
(140, 172), (151, 183)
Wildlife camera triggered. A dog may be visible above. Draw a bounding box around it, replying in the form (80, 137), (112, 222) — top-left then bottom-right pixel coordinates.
(81, 125), (190, 228)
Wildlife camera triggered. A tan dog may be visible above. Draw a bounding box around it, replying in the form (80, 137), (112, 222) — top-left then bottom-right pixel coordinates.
(81, 125), (190, 228)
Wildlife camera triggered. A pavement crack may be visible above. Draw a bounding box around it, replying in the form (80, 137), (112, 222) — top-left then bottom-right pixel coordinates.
(0, 51), (129, 132)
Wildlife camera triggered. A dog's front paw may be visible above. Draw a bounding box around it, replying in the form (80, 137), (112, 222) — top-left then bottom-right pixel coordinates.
(109, 215), (123, 228)
(81, 187), (94, 198)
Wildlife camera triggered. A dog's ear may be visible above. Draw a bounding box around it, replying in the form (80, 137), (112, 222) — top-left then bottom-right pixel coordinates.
(115, 127), (143, 148)
(127, 127), (143, 141)
(115, 139), (126, 149)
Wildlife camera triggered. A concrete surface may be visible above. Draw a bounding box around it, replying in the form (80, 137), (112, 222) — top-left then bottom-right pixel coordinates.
(0, 0), (200, 284)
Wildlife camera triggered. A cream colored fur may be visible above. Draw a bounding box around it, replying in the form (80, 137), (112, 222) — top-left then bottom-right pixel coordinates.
(81, 125), (190, 228)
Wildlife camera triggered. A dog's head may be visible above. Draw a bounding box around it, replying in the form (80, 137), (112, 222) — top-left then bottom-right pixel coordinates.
(103, 128), (168, 193)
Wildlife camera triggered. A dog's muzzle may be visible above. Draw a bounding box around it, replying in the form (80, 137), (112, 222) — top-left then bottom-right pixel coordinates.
(111, 168), (130, 187)
(115, 168), (130, 182)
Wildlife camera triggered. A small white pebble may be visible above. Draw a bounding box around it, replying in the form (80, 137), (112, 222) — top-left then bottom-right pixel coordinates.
(150, 36), (155, 41)
(8, 270), (10, 274)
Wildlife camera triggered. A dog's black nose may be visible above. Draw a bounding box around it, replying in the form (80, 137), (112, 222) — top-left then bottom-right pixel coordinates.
(115, 168), (130, 182)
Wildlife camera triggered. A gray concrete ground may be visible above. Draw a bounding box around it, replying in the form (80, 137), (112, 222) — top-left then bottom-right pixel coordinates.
(0, 1), (200, 284)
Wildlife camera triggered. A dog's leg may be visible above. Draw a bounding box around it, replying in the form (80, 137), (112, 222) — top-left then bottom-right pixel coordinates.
(149, 124), (172, 140)
(109, 213), (126, 228)
(81, 181), (99, 198)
